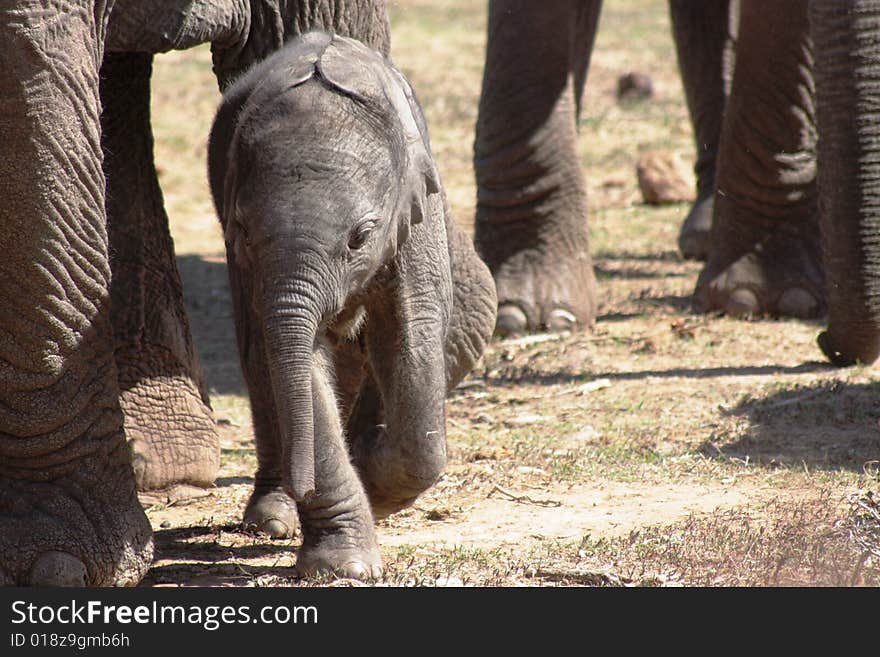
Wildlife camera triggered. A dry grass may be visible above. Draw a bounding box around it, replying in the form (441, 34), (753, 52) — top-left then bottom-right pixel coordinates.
(144, 0), (880, 587)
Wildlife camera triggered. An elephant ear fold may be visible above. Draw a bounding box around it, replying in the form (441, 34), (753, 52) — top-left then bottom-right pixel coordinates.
(316, 35), (441, 232)
(385, 64), (441, 230)
(220, 158), (252, 269)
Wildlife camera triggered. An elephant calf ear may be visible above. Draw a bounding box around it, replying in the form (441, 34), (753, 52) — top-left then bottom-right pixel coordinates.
(386, 65), (441, 232)
(316, 34), (441, 236)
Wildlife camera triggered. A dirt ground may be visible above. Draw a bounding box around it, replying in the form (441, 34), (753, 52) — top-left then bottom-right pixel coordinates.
(141, 1), (880, 587)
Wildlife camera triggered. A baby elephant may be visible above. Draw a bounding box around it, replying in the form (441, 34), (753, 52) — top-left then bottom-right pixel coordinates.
(208, 32), (496, 579)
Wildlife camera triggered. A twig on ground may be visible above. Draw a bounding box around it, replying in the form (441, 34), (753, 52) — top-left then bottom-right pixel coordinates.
(488, 483), (561, 507)
(763, 389), (826, 409)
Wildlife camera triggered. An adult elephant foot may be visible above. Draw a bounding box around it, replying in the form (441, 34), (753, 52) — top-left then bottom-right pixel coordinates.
(677, 194), (713, 261)
(0, 469), (154, 586)
(473, 0), (601, 338)
(101, 54), (220, 494)
(242, 486), (299, 539)
(117, 345), (220, 493)
(693, 1), (821, 320)
(692, 214), (825, 319)
(482, 236), (598, 338)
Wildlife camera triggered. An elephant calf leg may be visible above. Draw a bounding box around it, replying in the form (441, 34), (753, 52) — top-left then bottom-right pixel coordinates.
(243, 484), (299, 539)
(227, 259), (300, 540)
(296, 348), (381, 580)
(346, 380), (447, 520)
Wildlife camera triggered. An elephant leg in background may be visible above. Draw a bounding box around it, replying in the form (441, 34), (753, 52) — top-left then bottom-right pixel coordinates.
(812, 0), (880, 366)
(210, 0), (391, 88)
(0, 1), (153, 586)
(670, 0), (737, 261)
(474, 0), (601, 337)
(101, 53), (220, 496)
(693, 0), (823, 319)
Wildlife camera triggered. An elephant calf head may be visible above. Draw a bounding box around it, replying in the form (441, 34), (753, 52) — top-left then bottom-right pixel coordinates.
(207, 31), (493, 578)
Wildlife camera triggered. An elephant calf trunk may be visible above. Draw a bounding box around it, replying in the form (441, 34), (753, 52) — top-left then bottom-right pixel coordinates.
(262, 305), (321, 502)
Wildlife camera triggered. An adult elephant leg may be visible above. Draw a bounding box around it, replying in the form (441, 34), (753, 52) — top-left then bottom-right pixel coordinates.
(693, 0), (824, 319)
(812, 1), (880, 365)
(0, 1), (153, 585)
(101, 53), (219, 494)
(474, 0), (601, 336)
(670, 0), (737, 260)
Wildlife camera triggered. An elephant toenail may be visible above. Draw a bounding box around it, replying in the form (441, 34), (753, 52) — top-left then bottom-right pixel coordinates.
(546, 309), (577, 332)
(260, 519), (293, 539)
(725, 288), (759, 317)
(29, 551), (87, 587)
(777, 287), (819, 318)
(495, 304), (528, 337)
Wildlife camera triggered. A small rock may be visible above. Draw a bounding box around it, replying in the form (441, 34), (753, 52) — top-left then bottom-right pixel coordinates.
(435, 576), (464, 587)
(571, 426), (600, 441)
(617, 72), (654, 102)
(160, 521), (171, 529)
(424, 507), (453, 521)
(636, 150), (695, 204)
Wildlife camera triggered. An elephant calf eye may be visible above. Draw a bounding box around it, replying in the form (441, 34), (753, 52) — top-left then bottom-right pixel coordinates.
(348, 221), (375, 250)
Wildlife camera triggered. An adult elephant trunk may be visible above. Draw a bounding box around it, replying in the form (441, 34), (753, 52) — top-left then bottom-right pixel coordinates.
(812, 1), (880, 366)
(260, 269), (327, 503)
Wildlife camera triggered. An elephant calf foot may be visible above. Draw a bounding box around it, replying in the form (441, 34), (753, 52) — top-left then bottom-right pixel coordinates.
(243, 485), (299, 539)
(678, 194), (714, 261)
(0, 472), (154, 586)
(296, 509), (382, 580)
(485, 243), (597, 338)
(692, 221), (825, 319)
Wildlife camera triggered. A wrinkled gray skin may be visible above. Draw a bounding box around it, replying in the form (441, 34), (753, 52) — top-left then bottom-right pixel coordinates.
(474, 0), (734, 336)
(692, 0), (880, 365)
(670, 0), (737, 261)
(475, 0), (880, 366)
(0, 0), (398, 587)
(207, 32), (495, 579)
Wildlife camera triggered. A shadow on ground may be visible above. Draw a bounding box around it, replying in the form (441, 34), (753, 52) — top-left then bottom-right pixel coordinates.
(176, 253), (245, 396)
(140, 524), (298, 587)
(700, 380), (880, 475)
(483, 361), (835, 387)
